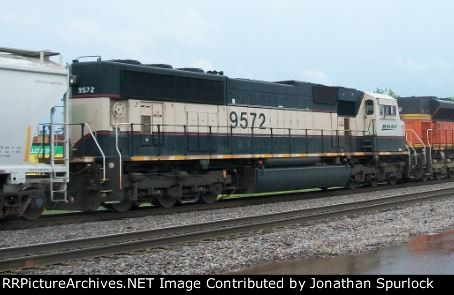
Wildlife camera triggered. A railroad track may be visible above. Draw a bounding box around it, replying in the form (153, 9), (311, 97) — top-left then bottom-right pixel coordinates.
(1, 186), (453, 273)
(1, 179), (453, 230)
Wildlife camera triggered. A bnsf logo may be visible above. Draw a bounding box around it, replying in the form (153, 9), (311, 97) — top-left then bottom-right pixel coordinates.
(382, 124), (397, 130)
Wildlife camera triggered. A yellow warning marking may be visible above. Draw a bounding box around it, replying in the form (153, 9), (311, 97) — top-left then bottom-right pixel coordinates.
(400, 114), (432, 120)
(71, 157), (96, 163)
(129, 151), (409, 162)
(24, 126), (32, 162)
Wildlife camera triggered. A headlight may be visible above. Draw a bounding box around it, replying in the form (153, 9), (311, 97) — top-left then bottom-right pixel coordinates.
(69, 75), (77, 86)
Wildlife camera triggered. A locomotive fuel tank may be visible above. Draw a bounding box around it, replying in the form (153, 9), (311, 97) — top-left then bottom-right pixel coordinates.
(262, 157), (321, 168)
(240, 165), (351, 193)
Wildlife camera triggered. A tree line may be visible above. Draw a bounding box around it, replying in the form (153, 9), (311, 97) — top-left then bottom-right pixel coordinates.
(374, 88), (454, 101)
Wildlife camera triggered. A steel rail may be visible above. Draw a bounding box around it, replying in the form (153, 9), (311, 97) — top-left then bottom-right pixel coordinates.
(0, 187), (453, 272)
(1, 179), (452, 231)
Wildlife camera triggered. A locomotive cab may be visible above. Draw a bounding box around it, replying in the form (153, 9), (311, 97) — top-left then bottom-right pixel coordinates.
(362, 92), (405, 140)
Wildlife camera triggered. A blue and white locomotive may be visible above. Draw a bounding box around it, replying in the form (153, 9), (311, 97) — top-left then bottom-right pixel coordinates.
(61, 58), (407, 212)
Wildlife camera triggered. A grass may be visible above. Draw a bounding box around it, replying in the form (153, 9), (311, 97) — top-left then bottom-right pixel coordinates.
(218, 187), (338, 200)
(42, 187), (341, 215)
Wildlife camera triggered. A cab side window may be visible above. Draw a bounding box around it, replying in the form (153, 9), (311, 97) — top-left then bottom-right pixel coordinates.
(379, 105), (397, 118)
(365, 100), (374, 115)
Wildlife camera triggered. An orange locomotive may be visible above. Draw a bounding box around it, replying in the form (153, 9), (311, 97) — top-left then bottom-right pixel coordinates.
(398, 96), (454, 179)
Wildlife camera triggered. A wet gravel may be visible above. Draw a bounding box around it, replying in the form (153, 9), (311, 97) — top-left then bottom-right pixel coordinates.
(8, 196), (454, 274)
(1, 182), (454, 250)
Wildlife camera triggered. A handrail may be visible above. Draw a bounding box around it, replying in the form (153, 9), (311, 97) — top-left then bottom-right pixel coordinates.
(406, 129), (426, 148)
(37, 122), (83, 159)
(112, 122), (370, 136)
(38, 122), (106, 183)
(48, 102), (70, 203)
(113, 122), (372, 190)
(107, 121), (408, 189)
(49, 106), (59, 176)
(112, 122), (401, 157)
(83, 123), (107, 182)
(427, 129), (433, 167)
(404, 144), (413, 175)
(406, 129), (426, 165)
(366, 119), (376, 135)
(430, 129), (454, 150)
(115, 123), (133, 190)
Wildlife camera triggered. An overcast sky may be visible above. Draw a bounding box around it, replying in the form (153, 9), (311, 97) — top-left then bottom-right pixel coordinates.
(1, 0), (453, 96)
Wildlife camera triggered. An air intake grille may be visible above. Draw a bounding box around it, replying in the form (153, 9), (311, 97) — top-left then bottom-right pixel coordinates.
(180, 77), (225, 104)
(313, 86), (338, 105)
(121, 70), (225, 104)
(122, 71), (178, 100)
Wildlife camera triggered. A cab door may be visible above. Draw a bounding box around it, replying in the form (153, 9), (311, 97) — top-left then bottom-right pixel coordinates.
(140, 102), (163, 146)
(364, 99), (376, 136)
(151, 103), (163, 145)
(140, 102), (152, 134)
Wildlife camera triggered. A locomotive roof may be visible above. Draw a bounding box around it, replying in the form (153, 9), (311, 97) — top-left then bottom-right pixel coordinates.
(398, 96), (454, 121)
(71, 59), (364, 116)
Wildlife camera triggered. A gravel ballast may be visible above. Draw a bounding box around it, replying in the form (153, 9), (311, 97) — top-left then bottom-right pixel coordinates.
(1, 183), (453, 274)
(1, 182), (454, 248)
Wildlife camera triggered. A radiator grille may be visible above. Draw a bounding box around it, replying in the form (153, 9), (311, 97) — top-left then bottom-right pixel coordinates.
(122, 71), (178, 100)
(313, 85), (338, 105)
(121, 70), (225, 104)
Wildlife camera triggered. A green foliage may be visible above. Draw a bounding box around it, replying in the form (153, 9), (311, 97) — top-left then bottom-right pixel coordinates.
(374, 88), (398, 98)
(439, 97), (454, 102)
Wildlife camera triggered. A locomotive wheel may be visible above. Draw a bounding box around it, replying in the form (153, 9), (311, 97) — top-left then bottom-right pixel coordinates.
(388, 177), (397, 186)
(22, 195), (46, 220)
(200, 192), (218, 204)
(369, 179), (378, 187)
(106, 201), (135, 213)
(152, 194), (177, 209)
(435, 173), (443, 180)
(448, 170), (454, 179)
(22, 206), (45, 220)
(81, 191), (103, 212)
(130, 202), (140, 210)
(347, 178), (357, 190)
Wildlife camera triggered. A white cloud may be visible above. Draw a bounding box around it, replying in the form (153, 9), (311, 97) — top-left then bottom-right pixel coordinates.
(394, 57), (451, 72)
(2, 1), (454, 96)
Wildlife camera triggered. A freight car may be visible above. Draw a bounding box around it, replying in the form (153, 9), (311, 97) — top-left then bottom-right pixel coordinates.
(0, 47), (69, 219)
